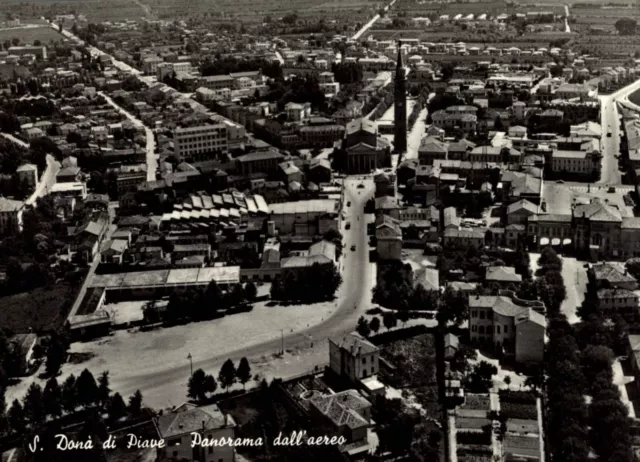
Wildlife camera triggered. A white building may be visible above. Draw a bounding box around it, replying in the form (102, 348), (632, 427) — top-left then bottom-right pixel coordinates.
(173, 123), (228, 161)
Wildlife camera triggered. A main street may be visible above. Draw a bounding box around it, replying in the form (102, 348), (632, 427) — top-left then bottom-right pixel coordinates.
(599, 77), (640, 185)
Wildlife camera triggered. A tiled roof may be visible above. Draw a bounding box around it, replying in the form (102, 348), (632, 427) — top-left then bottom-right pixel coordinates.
(155, 404), (233, 438)
(330, 332), (378, 356)
(309, 390), (370, 430)
(486, 266), (522, 283)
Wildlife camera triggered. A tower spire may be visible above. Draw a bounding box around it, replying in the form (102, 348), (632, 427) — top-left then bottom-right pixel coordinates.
(396, 39), (404, 70)
(393, 40), (407, 154)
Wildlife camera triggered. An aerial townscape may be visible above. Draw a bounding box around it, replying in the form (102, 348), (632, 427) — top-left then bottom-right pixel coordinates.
(1, 0), (640, 461)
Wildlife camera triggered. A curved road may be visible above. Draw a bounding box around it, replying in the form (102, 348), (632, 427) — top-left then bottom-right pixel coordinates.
(115, 178), (376, 405)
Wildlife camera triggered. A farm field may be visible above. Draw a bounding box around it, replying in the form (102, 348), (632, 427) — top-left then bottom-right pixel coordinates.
(0, 0), (147, 22)
(0, 284), (76, 334)
(144, 0), (382, 22)
(0, 25), (64, 44)
(394, 0), (564, 16)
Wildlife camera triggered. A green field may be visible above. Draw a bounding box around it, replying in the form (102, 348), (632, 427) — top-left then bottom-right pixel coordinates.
(0, 26), (64, 45)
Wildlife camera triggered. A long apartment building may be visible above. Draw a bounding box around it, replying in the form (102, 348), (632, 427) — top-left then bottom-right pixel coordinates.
(173, 122), (228, 162)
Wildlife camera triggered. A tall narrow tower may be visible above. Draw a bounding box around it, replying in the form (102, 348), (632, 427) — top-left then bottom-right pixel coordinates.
(394, 40), (407, 154)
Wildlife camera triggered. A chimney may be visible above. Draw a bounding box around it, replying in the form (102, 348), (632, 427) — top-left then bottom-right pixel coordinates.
(224, 413), (229, 426)
(202, 420), (205, 431)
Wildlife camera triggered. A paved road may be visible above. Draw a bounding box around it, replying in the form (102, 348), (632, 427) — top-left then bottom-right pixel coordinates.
(564, 5), (571, 33)
(599, 77), (640, 185)
(112, 178), (376, 405)
(351, 0), (397, 40)
(98, 91), (157, 181)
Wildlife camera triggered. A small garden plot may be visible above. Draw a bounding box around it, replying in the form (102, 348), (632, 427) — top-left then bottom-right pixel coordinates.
(457, 430), (492, 446)
(498, 390), (537, 420)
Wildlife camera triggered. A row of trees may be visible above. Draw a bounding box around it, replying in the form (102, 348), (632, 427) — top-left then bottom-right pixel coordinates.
(541, 247), (591, 460)
(187, 357), (253, 402)
(1, 369), (144, 436)
(270, 262), (342, 303)
(355, 313), (401, 338)
(143, 280), (258, 325)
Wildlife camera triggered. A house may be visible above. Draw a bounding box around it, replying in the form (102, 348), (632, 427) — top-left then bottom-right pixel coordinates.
(469, 293), (546, 363)
(100, 239), (128, 264)
(418, 136), (448, 165)
(329, 332), (380, 384)
(506, 199), (538, 226)
(154, 403), (236, 462)
(485, 266), (522, 289)
(0, 197), (24, 235)
(443, 228), (485, 248)
(444, 333), (459, 360)
(308, 390), (372, 444)
(595, 288), (639, 318)
(9, 333), (37, 375)
(588, 262), (638, 290)
(375, 215), (402, 260)
(375, 196), (401, 220)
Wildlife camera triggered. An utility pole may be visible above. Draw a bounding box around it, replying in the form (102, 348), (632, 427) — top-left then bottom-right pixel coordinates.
(187, 353), (193, 377)
(281, 329), (284, 355)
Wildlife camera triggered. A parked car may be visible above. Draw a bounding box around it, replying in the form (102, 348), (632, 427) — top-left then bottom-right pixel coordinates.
(345, 222), (351, 230)
(357, 183), (365, 189)
(351, 245), (356, 251)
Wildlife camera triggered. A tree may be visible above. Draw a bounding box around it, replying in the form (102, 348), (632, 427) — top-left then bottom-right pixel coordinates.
(107, 393), (126, 421)
(356, 316), (371, 337)
(43, 377), (62, 418)
(24, 383), (45, 426)
(204, 374), (217, 397)
(270, 275), (284, 300)
(494, 115), (504, 131)
(61, 374), (77, 413)
(466, 361), (497, 392)
(451, 344), (477, 374)
(397, 309), (410, 328)
(229, 283), (246, 307)
(97, 371), (110, 408)
(76, 369), (99, 408)
(368, 318), (382, 337)
(8, 399), (25, 433)
(236, 357), (251, 390)
(128, 390), (143, 416)
(245, 281), (258, 302)
(188, 369), (209, 401)
(218, 359), (236, 392)
(45, 332), (69, 377)
(383, 311), (397, 331)
(615, 18), (637, 35)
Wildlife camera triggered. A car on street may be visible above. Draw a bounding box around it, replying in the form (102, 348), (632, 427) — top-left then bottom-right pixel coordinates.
(607, 132), (612, 137)
(357, 183), (365, 189)
(347, 201), (351, 207)
(345, 222), (351, 230)
(351, 245), (356, 251)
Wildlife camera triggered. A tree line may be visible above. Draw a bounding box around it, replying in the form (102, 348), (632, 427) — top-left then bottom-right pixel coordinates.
(270, 262), (342, 303)
(542, 247), (633, 461)
(187, 357), (253, 402)
(0, 368), (144, 437)
(142, 280), (258, 325)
